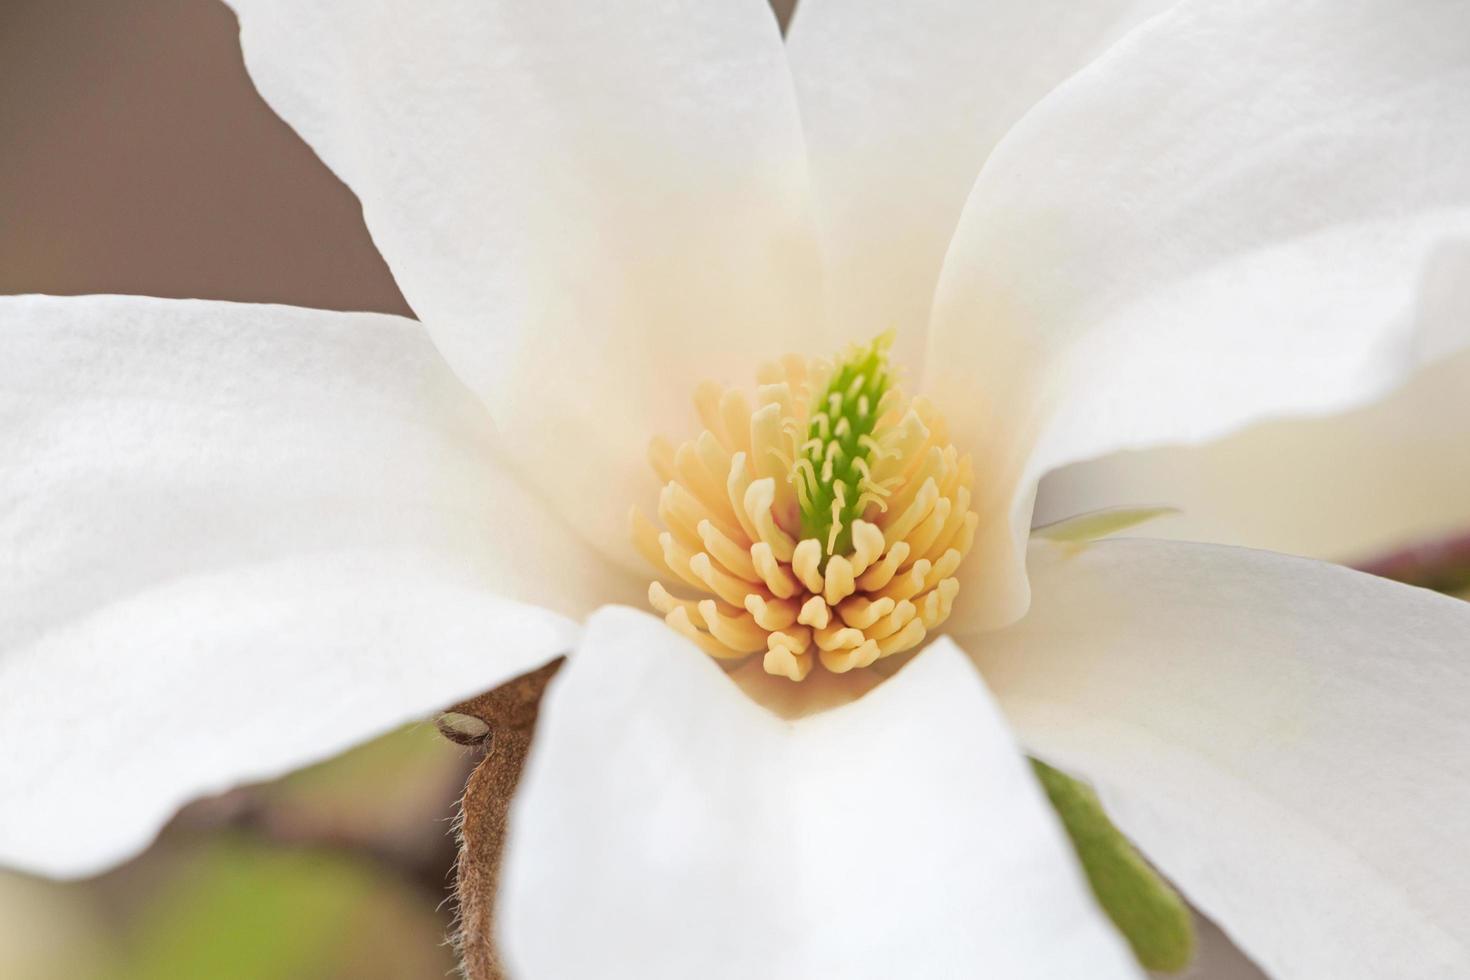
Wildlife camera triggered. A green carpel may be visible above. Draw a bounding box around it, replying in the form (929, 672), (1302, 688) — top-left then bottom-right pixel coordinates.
(796, 333), (893, 559)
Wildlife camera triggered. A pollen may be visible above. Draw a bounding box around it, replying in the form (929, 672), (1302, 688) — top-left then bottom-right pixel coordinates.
(631, 335), (979, 682)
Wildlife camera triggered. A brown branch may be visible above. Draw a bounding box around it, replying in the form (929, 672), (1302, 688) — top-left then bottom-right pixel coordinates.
(452, 729), (535, 980)
(1352, 530), (1470, 595)
(443, 659), (564, 980)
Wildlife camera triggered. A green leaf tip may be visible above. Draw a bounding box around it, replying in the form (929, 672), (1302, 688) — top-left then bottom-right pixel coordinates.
(1031, 758), (1196, 973)
(1032, 505), (1181, 546)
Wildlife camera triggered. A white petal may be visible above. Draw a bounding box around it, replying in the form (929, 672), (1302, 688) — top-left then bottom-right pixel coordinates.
(786, 0), (1169, 370)
(970, 538), (1470, 978)
(0, 294), (609, 877)
(226, 0), (826, 571)
(500, 607), (1141, 980)
(1, 554), (574, 881)
(0, 294), (628, 622)
(1035, 346), (1470, 563)
(924, 0), (1470, 631)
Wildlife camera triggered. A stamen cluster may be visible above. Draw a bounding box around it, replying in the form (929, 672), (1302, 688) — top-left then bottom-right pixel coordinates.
(633, 339), (978, 681)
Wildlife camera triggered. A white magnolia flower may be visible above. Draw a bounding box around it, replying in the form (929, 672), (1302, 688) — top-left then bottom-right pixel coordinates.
(3, 0), (1470, 977)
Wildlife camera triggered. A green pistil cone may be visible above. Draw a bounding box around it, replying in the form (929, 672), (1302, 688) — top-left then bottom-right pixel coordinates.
(797, 333), (893, 559)
(1032, 759), (1196, 973)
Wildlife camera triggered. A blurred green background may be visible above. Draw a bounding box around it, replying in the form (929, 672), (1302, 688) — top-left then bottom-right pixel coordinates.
(0, 726), (469, 979)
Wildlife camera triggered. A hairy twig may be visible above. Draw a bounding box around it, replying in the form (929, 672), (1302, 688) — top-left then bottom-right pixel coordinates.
(442, 659), (564, 980)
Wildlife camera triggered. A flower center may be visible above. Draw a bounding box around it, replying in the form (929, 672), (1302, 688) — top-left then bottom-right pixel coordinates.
(631, 335), (978, 682)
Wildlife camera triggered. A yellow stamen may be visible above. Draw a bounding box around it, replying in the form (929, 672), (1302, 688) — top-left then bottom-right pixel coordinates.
(632, 338), (978, 681)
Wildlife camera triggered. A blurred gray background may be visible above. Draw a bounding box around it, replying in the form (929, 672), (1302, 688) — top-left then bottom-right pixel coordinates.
(0, 0), (409, 312)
